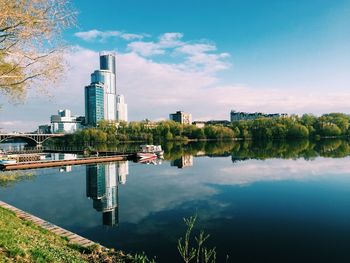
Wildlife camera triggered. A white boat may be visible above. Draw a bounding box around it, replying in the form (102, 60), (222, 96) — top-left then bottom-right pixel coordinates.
(138, 145), (164, 157)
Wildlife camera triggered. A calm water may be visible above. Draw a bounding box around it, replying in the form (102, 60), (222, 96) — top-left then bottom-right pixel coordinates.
(1, 140), (350, 262)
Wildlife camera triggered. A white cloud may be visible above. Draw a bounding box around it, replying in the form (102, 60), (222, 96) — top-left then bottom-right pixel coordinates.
(2, 30), (350, 131)
(74, 29), (146, 42)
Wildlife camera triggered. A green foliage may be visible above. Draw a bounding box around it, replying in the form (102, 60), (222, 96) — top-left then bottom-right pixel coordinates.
(178, 216), (217, 263)
(51, 113), (350, 147)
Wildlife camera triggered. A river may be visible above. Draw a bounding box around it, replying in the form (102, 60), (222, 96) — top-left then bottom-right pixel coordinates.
(1, 139), (350, 262)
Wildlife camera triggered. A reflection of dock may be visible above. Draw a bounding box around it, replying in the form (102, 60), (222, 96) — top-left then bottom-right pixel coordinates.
(0, 154), (134, 171)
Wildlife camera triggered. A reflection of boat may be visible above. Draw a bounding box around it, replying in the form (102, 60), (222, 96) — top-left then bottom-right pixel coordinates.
(0, 158), (16, 165)
(137, 154), (157, 162)
(137, 155), (159, 164)
(138, 145), (164, 157)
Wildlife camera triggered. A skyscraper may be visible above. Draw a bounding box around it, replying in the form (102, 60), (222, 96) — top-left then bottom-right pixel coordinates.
(85, 52), (118, 126)
(85, 83), (104, 127)
(116, 94), (128, 122)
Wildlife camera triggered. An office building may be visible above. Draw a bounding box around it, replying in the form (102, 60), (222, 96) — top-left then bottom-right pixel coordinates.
(116, 95), (128, 122)
(230, 110), (288, 122)
(85, 52), (123, 126)
(85, 83), (104, 126)
(169, 111), (192, 125)
(50, 109), (84, 134)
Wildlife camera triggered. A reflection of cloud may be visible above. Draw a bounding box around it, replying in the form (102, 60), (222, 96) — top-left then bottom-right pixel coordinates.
(120, 157), (350, 224)
(219, 157), (350, 185)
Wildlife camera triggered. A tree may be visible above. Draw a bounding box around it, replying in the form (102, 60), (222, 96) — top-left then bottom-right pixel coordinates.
(0, 0), (76, 101)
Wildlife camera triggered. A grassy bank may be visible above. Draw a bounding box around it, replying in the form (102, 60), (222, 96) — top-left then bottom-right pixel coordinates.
(0, 206), (152, 262)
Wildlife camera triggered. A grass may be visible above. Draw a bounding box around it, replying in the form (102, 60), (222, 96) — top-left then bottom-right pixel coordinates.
(0, 171), (36, 187)
(0, 206), (155, 262)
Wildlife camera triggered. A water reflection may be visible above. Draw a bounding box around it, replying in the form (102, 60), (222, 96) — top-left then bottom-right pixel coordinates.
(162, 139), (350, 162)
(86, 161), (129, 226)
(171, 155), (193, 168)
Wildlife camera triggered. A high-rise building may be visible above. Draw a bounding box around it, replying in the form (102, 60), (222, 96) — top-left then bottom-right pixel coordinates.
(85, 52), (118, 126)
(116, 95), (128, 122)
(85, 83), (104, 126)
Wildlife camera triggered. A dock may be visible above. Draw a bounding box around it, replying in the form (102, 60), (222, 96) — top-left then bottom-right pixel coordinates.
(0, 154), (135, 171)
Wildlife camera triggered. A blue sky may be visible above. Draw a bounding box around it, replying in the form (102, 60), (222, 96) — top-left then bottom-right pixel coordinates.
(1, 0), (350, 131)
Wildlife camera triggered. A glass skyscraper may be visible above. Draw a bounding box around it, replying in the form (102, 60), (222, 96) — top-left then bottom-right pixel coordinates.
(85, 83), (104, 127)
(85, 52), (118, 126)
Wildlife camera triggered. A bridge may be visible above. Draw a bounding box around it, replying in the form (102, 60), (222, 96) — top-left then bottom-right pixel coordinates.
(0, 133), (65, 146)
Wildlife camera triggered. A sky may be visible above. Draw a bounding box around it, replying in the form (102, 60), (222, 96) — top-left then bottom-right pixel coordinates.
(1, 0), (350, 132)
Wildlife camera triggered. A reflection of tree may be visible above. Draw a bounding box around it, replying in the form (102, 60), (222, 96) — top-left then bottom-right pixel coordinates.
(159, 139), (350, 162)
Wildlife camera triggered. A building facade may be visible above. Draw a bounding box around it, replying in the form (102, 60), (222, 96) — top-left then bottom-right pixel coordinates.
(116, 94), (128, 122)
(169, 111), (192, 125)
(85, 52), (121, 126)
(230, 110), (288, 122)
(85, 83), (105, 126)
(50, 109), (84, 134)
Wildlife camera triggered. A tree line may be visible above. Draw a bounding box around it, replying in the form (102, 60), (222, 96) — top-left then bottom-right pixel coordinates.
(49, 113), (350, 146)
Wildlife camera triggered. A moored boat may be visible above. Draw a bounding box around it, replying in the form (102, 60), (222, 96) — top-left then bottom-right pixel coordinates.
(139, 145), (164, 157)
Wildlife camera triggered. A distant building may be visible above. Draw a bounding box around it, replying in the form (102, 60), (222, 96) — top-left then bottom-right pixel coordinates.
(230, 110), (287, 122)
(169, 111), (192, 125)
(193, 121), (206, 128)
(116, 95), (128, 122)
(50, 109), (84, 134)
(192, 120), (230, 128)
(37, 125), (51, 134)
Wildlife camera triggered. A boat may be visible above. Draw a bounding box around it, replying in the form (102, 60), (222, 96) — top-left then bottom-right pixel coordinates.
(138, 145), (164, 157)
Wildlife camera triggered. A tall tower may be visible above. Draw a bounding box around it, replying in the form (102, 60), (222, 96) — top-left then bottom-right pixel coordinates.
(116, 94), (128, 122)
(85, 52), (117, 126)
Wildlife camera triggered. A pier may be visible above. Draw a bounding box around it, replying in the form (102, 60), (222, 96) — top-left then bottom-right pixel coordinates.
(0, 154), (135, 171)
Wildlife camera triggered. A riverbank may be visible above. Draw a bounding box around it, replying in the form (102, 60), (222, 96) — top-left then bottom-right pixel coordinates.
(0, 201), (152, 262)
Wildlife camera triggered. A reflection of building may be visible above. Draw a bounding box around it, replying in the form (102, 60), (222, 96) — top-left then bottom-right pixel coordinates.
(171, 155), (193, 168)
(117, 161), (129, 184)
(116, 95), (128, 122)
(230, 110), (288, 122)
(50, 109), (84, 134)
(59, 166), (72, 173)
(169, 111), (192, 125)
(51, 153), (77, 160)
(86, 163), (119, 226)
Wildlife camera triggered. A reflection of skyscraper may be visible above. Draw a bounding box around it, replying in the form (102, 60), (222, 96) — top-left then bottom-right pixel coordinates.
(117, 161), (129, 184)
(86, 163), (118, 226)
(171, 155), (194, 168)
